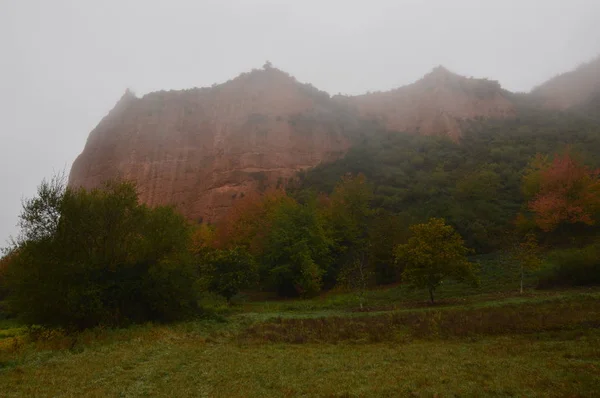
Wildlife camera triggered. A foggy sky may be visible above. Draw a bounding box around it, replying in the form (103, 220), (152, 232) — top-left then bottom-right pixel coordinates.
(1, 0), (599, 245)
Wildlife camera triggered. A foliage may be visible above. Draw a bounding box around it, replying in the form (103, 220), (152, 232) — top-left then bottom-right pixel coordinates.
(295, 108), (600, 252)
(319, 174), (373, 287)
(367, 210), (410, 284)
(261, 199), (332, 297)
(0, 254), (11, 319)
(15, 172), (66, 244)
(521, 154), (550, 199)
(190, 223), (216, 253)
(0, 254), (9, 301)
(538, 243), (600, 288)
(211, 190), (332, 297)
(5, 179), (198, 330)
(524, 151), (600, 232)
(214, 189), (292, 255)
(395, 218), (477, 302)
(200, 247), (258, 303)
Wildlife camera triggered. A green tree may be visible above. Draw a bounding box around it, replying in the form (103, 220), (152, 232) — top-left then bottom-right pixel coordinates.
(455, 169), (501, 201)
(200, 247), (258, 303)
(16, 172), (65, 244)
(322, 173), (373, 287)
(521, 154), (550, 199)
(367, 210), (409, 284)
(262, 199), (332, 297)
(6, 179), (198, 330)
(394, 218), (477, 303)
(0, 253), (11, 315)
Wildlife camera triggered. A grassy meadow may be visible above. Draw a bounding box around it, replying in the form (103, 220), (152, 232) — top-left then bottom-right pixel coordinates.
(1, 256), (599, 397)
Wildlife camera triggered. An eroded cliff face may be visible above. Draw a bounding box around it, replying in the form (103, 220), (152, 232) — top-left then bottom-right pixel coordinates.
(347, 67), (515, 140)
(69, 68), (352, 222)
(69, 65), (519, 222)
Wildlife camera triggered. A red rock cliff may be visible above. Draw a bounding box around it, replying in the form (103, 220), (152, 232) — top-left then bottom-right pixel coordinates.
(69, 68), (351, 222)
(347, 66), (515, 140)
(70, 65), (519, 222)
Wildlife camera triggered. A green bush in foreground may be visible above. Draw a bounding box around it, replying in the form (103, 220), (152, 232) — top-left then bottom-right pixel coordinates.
(200, 246), (258, 303)
(5, 179), (199, 330)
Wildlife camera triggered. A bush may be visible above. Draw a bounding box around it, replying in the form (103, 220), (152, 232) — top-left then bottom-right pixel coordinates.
(5, 179), (200, 330)
(0, 253), (13, 319)
(200, 246), (258, 303)
(261, 200), (331, 297)
(538, 244), (600, 288)
(0, 255), (8, 301)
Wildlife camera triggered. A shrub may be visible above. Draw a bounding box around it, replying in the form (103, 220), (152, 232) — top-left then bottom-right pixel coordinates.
(538, 243), (600, 288)
(200, 247), (258, 303)
(0, 254), (9, 301)
(5, 179), (199, 330)
(0, 253), (15, 319)
(261, 199), (331, 297)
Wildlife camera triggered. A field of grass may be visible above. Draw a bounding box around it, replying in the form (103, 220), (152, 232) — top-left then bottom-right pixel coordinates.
(1, 255), (599, 397)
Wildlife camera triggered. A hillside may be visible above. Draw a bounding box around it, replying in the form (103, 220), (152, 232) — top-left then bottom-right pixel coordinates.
(531, 55), (600, 110)
(294, 105), (600, 252)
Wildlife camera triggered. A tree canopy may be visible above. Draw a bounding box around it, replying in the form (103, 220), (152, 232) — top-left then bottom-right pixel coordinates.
(524, 152), (600, 232)
(5, 180), (198, 329)
(394, 218), (477, 302)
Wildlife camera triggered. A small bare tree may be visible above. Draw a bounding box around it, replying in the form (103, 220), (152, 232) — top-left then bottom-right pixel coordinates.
(512, 232), (542, 294)
(338, 253), (373, 309)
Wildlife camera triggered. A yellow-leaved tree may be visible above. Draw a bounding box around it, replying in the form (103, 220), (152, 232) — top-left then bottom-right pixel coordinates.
(394, 218), (478, 303)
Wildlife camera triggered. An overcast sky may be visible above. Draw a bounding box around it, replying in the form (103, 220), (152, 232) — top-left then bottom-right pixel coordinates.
(1, 0), (599, 245)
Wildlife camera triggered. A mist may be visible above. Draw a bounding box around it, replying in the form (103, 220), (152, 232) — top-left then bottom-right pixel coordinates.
(1, 0), (599, 245)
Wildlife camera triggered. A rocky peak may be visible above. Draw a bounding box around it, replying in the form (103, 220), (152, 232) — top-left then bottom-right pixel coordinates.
(69, 67), (350, 224)
(421, 65), (456, 83)
(349, 68), (514, 139)
(69, 63), (531, 224)
(107, 88), (137, 116)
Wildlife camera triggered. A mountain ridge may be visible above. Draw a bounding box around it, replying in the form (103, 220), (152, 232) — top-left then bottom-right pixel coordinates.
(69, 58), (600, 223)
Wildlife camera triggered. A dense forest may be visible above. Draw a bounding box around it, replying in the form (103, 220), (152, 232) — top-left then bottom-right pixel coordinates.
(295, 103), (600, 252)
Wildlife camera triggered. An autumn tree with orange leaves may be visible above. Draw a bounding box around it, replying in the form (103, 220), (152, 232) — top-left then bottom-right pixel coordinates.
(210, 188), (332, 297)
(522, 152), (600, 233)
(213, 189), (293, 254)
